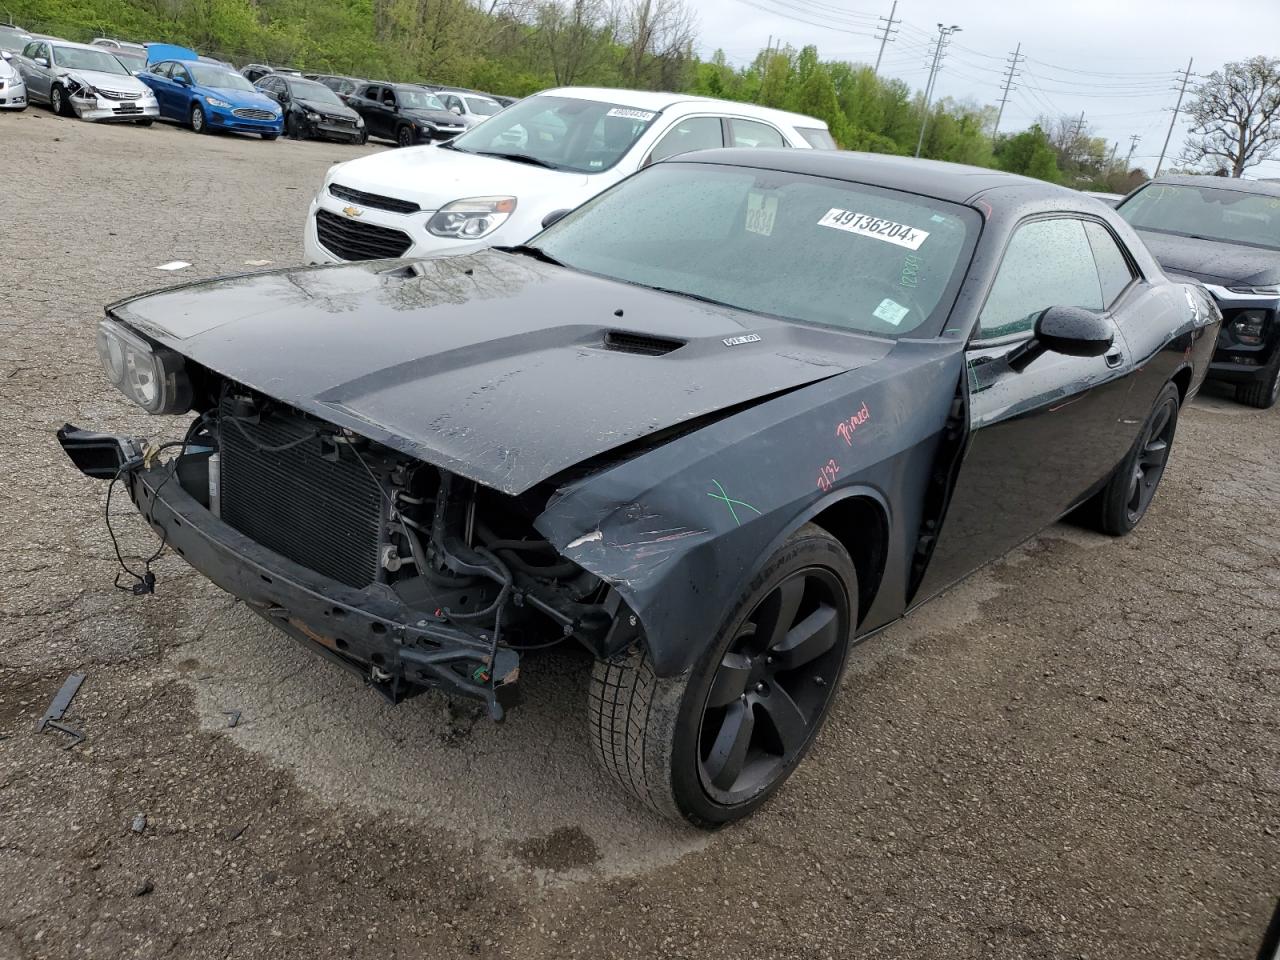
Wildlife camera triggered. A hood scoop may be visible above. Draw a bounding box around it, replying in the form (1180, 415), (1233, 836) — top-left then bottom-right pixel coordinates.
(601, 330), (686, 357)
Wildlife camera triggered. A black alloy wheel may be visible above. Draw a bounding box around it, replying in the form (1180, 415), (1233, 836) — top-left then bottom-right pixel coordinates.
(396, 124), (414, 147)
(697, 566), (849, 804)
(1125, 392), (1178, 525)
(1236, 351), (1280, 409)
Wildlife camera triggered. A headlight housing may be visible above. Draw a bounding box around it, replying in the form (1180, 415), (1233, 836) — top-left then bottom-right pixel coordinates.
(427, 197), (517, 239)
(306, 111), (321, 122)
(355, 117), (364, 127)
(96, 318), (192, 415)
(1229, 309), (1270, 345)
(206, 95), (231, 108)
(71, 83), (98, 101)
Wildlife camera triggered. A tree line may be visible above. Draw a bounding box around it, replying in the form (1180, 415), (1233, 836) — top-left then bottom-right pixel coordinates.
(12, 0), (1280, 180)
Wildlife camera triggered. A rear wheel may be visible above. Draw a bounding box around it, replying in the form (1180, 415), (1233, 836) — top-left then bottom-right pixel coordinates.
(190, 102), (207, 133)
(1094, 381), (1181, 536)
(1235, 350), (1280, 409)
(588, 523), (857, 827)
(396, 124), (414, 147)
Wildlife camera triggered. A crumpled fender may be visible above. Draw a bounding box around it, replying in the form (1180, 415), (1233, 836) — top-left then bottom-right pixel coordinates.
(535, 339), (966, 677)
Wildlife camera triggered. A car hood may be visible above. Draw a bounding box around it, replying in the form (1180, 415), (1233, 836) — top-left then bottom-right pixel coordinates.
(402, 106), (464, 126)
(0, 59), (18, 81)
(109, 251), (887, 495)
(65, 69), (149, 95)
(204, 86), (278, 110)
(1135, 229), (1280, 287)
(326, 143), (589, 209)
(297, 96), (359, 120)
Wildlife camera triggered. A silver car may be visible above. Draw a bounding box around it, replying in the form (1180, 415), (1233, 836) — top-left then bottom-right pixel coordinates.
(0, 51), (26, 110)
(14, 38), (158, 124)
(434, 89), (504, 129)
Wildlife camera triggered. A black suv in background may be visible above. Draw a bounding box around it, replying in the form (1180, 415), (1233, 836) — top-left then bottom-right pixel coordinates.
(255, 73), (365, 143)
(346, 82), (465, 147)
(304, 73), (365, 105)
(1117, 175), (1280, 408)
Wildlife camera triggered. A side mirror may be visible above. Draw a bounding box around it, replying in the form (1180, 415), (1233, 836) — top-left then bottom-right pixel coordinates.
(541, 208), (571, 229)
(175, 74), (190, 86)
(1008, 306), (1114, 371)
(450, 105), (462, 115)
(1, 50), (11, 61)
(34, 56), (48, 67)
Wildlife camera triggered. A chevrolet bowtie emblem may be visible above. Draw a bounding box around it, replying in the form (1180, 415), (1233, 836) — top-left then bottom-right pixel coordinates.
(342, 205), (363, 218)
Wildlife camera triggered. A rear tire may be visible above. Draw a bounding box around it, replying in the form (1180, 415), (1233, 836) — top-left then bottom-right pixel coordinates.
(1235, 350), (1280, 409)
(588, 523), (857, 827)
(1093, 382), (1181, 536)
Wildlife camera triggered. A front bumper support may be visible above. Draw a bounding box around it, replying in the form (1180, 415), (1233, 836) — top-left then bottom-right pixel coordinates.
(70, 437), (520, 718)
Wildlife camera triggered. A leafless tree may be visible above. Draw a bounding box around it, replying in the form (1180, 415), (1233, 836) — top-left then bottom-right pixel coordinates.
(1181, 56), (1280, 176)
(537, 0), (610, 86)
(615, 0), (696, 89)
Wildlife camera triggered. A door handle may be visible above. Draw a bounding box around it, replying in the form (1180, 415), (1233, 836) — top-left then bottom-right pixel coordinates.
(1104, 348), (1124, 369)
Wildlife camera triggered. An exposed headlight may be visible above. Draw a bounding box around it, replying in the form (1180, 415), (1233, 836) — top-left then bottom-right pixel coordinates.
(1227, 285), (1280, 296)
(96, 318), (192, 415)
(427, 197), (516, 239)
(355, 117), (364, 127)
(206, 96), (231, 108)
(71, 84), (98, 101)
(306, 111), (321, 122)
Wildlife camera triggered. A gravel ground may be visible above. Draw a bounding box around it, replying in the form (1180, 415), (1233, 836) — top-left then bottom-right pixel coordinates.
(1, 109), (1277, 960)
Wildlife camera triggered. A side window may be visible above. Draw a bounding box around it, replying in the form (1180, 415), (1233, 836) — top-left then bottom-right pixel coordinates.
(150, 61), (171, 76)
(730, 118), (786, 149)
(648, 116), (723, 163)
(1083, 220), (1135, 307)
(171, 64), (190, 84)
(21, 41), (36, 58)
(382, 87), (397, 106)
(979, 218), (1104, 340)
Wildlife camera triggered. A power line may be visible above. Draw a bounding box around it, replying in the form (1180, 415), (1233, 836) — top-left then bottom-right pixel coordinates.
(1156, 57), (1194, 177)
(872, 0), (900, 77)
(916, 22), (961, 158)
(992, 42), (1023, 141)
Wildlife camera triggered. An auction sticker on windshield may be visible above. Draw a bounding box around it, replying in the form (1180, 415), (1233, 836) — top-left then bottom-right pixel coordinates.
(745, 192), (778, 236)
(606, 107), (656, 121)
(818, 209), (930, 250)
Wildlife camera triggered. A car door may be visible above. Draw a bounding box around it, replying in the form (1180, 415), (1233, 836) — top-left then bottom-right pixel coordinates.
(141, 61), (170, 115)
(22, 41), (51, 101)
(643, 115), (725, 166)
(379, 86), (400, 136)
(915, 215), (1138, 600)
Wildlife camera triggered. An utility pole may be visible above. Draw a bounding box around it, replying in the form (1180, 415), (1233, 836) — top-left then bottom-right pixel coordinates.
(992, 42), (1023, 142)
(1124, 134), (1141, 170)
(915, 23), (961, 158)
(872, 0), (900, 77)
(1107, 141), (1119, 166)
(1156, 57), (1194, 177)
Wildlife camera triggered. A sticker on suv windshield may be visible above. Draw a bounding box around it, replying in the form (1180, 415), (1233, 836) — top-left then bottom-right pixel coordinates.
(818, 209), (930, 250)
(745, 192), (778, 236)
(873, 298), (910, 326)
(606, 107), (656, 121)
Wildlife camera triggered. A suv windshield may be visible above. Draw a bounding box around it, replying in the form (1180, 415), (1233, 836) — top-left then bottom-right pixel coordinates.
(466, 96), (500, 116)
(52, 45), (128, 75)
(534, 162), (980, 337)
(290, 79), (343, 105)
(190, 63), (255, 91)
(398, 88), (445, 111)
(1119, 182), (1280, 252)
(449, 95), (660, 173)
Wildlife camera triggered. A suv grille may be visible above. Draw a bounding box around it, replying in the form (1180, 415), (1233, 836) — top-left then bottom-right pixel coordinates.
(233, 107), (277, 120)
(315, 208), (412, 261)
(219, 398), (383, 589)
(330, 183), (421, 215)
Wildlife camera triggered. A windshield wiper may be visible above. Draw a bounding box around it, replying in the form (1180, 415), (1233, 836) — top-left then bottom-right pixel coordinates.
(632, 283), (739, 310)
(495, 244), (565, 266)
(473, 150), (562, 170)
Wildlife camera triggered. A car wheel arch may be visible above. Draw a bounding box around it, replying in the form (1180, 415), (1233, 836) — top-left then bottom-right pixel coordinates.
(1169, 364), (1193, 403)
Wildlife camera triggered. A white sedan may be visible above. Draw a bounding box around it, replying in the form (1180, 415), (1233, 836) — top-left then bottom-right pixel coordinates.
(0, 52), (26, 110)
(304, 86), (835, 264)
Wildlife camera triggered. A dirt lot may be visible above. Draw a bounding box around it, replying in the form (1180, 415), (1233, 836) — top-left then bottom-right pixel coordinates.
(1, 108), (1276, 960)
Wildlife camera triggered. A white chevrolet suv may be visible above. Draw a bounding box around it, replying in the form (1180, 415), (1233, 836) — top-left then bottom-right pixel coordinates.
(304, 86), (835, 263)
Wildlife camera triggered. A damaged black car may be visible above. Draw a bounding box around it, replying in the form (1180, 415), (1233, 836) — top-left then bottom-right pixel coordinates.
(60, 150), (1220, 827)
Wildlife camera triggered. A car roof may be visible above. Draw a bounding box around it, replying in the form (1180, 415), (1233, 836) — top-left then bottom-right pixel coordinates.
(538, 86), (829, 130)
(1149, 174), (1280, 198)
(46, 39), (121, 52)
(675, 148), (1067, 204)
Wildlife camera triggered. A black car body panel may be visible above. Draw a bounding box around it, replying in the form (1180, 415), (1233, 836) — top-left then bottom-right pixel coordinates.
(67, 150), (1219, 715)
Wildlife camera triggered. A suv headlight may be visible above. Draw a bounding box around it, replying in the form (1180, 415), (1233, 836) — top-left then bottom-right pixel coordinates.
(206, 95), (231, 108)
(427, 197), (516, 239)
(96, 318), (192, 415)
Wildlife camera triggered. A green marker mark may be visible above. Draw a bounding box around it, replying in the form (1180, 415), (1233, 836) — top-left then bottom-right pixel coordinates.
(707, 479), (763, 526)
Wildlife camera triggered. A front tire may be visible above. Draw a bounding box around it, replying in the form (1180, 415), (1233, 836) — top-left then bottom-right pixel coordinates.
(50, 85), (69, 116)
(396, 124), (414, 147)
(1094, 382), (1181, 536)
(588, 523), (857, 827)
(1235, 350), (1280, 409)
(190, 102), (207, 133)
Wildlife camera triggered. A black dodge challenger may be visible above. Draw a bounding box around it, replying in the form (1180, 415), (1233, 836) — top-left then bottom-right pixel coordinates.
(59, 150), (1220, 827)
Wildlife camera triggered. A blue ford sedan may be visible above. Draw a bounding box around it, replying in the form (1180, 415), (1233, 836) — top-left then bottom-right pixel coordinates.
(140, 59), (282, 138)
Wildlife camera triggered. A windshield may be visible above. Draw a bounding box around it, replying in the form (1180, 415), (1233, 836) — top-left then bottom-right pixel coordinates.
(0, 27), (31, 51)
(52, 45), (128, 75)
(291, 79), (343, 105)
(190, 63), (254, 90)
(534, 162), (980, 337)
(113, 48), (146, 67)
(1119, 182), (1280, 252)
(450, 95), (659, 173)
(466, 96), (500, 116)
(395, 88), (445, 110)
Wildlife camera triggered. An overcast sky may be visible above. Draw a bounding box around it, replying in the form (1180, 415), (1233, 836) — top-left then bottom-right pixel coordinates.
(692, 0), (1280, 178)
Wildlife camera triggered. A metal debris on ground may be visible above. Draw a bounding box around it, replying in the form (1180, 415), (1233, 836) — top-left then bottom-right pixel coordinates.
(35, 672), (87, 747)
(222, 710), (241, 728)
